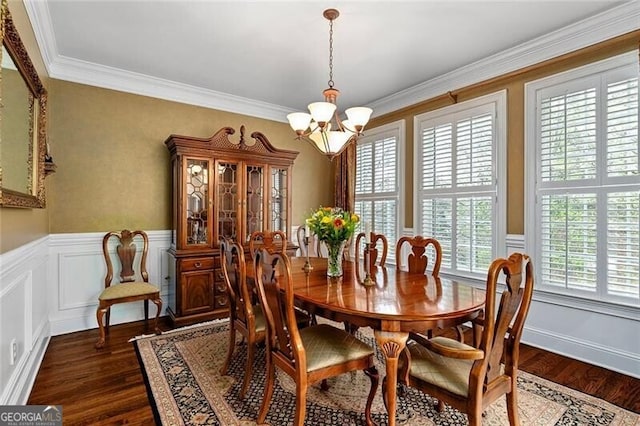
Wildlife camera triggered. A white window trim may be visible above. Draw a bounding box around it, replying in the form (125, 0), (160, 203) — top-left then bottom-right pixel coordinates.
(413, 90), (507, 281)
(524, 50), (640, 311)
(355, 119), (406, 263)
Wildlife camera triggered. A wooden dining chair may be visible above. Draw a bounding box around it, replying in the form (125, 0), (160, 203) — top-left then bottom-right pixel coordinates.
(395, 235), (442, 275)
(392, 253), (534, 426)
(254, 248), (379, 426)
(248, 230), (287, 260)
(219, 238), (266, 399)
(354, 231), (389, 267)
(95, 230), (162, 349)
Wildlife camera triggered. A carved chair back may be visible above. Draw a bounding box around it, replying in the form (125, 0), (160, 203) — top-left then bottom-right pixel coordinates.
(254, 249), (299, 363)
(248, 230), (287, 260)
(103, 229), (149, 287)
(220, 238), (254, 327)
(395, 236), (442, 275)
(354, 231), (389, 266)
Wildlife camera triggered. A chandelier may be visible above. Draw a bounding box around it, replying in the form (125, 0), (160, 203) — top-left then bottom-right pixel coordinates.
(287, 9), (372, 159)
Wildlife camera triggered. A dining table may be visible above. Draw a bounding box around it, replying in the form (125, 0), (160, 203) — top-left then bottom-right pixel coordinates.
(280, 256), (486, 426)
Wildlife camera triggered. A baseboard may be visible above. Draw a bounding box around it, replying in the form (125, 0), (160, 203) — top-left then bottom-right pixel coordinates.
(49, 296), (169, 336)
(0, 320), (50, 405)
(523, 325), (640, 379)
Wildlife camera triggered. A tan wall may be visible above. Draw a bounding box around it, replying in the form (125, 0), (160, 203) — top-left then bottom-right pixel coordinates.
(0, 0), (50, 253)
(369, 31), (640, 234)
(47, 79), (333, 234)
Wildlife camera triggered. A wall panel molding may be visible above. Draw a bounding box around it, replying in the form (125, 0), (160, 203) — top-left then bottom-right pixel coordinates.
(48, 231), (172, 336)
(0, 237), (49, 404)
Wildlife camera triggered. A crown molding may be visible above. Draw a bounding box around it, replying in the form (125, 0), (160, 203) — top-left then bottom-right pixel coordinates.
(22, 0), (57, 75)
(368, 1), (640, 117)
(47, 55), (291, 122)
(24, 0), (639, 122)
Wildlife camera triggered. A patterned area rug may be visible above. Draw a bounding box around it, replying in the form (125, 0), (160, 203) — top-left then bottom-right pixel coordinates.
(133, 320), (639, 425)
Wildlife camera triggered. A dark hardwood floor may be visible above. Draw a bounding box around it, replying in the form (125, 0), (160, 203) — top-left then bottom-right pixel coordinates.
(27, 318), (640, 425)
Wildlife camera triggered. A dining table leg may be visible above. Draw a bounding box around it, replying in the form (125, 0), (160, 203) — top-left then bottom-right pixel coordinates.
(374, 330), (409, 426)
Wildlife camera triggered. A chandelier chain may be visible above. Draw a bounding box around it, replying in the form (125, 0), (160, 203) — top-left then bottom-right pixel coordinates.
(328, 18), (334, 88)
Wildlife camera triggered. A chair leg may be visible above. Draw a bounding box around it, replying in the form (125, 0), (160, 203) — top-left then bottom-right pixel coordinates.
(105, 307), (111, 335)
(467, 408), (482, 426)
(294, 381), (307, 426)
(144, 299), (150, 329)
(258, 355), (275, 424)
(95, 304), (108, 349)
(220, 325), (236, 376)
(506, 384), (520, 425)
(455, 325), (465, 342)
(151, 297), (162, 335)
(381, 376), (388, 413)
(363, 366), (379, 426)
(240, 340), (255, 399)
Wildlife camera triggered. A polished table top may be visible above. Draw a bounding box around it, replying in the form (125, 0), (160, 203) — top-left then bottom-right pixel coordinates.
(286, 256), (486, 332)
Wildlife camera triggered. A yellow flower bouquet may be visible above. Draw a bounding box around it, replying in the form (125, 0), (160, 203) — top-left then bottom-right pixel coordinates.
(306, 207), (359, 277)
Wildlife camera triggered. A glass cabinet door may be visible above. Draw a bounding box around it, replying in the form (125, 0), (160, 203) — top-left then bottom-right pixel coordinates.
(270, 167), (289, 233)
(185, 158), (210, 246)
(216, 161), (240, 242)
(245, 163), (265, 242)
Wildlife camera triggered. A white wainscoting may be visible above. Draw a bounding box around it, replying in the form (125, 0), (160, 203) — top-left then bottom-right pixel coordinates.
(0, 236), (50, 405)
(0, 230), (172, 404)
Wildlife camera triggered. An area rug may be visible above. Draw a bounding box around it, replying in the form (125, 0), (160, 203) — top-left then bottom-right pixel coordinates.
(133, 320), (639, 425)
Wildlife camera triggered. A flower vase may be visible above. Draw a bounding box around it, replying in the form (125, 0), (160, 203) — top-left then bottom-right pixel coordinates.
(325, 240), (346, 277)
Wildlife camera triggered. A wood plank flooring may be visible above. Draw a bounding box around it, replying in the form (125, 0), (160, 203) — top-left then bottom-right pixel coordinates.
(27, 319), (640, 425)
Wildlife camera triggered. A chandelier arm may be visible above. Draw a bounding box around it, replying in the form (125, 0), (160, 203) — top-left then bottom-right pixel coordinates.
(332, 109), (355, 134)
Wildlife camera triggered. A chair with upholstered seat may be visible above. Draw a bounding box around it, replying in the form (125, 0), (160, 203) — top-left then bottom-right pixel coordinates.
(354, 231), (388, 267)
(392, 253), (534, 425)
(254, 248), (379, 426)
(395, 235), (442, 275)
(95, 230), (162, 349)
(219, 238), (266, 399)
(248, 230), (287, 260)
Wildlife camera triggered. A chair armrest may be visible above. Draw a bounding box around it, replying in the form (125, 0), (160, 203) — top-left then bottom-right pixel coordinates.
(425, 336), (485, 360)
(408, 331), (430, 347)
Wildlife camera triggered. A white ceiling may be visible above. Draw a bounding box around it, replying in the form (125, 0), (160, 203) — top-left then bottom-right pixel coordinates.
(23, 1), (639, 122)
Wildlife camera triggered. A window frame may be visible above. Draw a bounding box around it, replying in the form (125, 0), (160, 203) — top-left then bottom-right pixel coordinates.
(525, 50), (640, 308)
(413, 91), (507, 281)
(354, 119), (405, 264)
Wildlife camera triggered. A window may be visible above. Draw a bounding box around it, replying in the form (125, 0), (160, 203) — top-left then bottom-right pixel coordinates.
(415, 91), (506, 278)
(355, 120), (404, 263)
(525, 51), (639, 305)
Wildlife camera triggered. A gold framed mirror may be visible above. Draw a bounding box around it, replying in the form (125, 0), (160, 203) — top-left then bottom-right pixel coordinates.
(0, 1), (47, 208)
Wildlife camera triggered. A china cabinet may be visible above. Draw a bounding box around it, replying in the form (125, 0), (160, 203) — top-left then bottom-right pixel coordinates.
(165, 126), (299, 325)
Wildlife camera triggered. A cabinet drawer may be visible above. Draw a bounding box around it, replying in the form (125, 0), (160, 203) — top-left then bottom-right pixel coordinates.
(181, 257), (215, 271)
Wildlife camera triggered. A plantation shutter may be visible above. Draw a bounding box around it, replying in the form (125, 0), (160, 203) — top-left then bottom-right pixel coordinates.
(417, 97), (500, 277)
(535, 63), (639, 302)
(355, 123), (402, 263)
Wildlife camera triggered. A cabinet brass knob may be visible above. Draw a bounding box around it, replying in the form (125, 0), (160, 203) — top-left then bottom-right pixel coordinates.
(195, 262), (201, 268)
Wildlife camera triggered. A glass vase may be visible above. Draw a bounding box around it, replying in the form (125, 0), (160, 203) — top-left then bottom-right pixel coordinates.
(325, 240), (346, 277)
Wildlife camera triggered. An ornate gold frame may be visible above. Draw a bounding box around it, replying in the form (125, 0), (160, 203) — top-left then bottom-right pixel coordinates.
(0, 0), (48, 208)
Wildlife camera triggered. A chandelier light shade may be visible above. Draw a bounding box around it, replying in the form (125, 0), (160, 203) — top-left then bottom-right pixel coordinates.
(287, 9), (373, 160)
